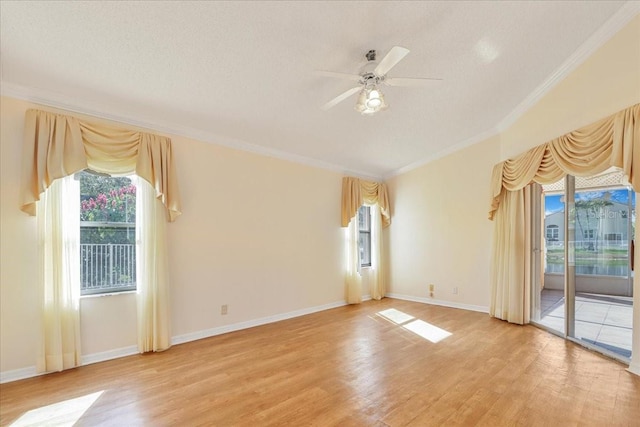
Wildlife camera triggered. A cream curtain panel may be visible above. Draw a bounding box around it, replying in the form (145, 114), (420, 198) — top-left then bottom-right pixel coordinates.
(20, 109), (181, 222)
(370, 204), (386, 300)
(489, 104), (639, 324)
(37, 176), (82, 373)
(341, 177), (391, 304)
(345, 217), (363, 304)
(136, 178), (172, 352)
(489, 186), (532, 324)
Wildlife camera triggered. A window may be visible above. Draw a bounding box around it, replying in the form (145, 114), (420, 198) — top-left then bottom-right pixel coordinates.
(358, 205), (371, 267)
(79, 170), (136, 295)
(582, 229), (595, 239)
(546, 225), (559, 241)
(604, 233), (622, 243)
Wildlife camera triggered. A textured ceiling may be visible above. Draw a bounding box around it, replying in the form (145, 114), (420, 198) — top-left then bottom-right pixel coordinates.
(0, 1), (634, 179)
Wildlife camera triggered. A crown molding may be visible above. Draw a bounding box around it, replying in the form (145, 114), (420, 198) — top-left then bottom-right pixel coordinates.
(0, 82), (383, 182)
(385, 1), (639, 179)
(384, 127), (498, 180)
(495, 1), (640, 133)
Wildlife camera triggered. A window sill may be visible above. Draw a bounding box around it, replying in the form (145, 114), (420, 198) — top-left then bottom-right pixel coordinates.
(80, 290), (137, 299)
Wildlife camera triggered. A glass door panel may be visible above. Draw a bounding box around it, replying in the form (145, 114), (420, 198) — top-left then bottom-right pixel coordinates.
(534, 179), (566, 335)
(570, 187), (635, 359)
(566, 175), (576, 338)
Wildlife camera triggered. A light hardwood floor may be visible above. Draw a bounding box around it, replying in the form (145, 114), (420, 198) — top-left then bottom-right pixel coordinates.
(1, 298), (639, 426)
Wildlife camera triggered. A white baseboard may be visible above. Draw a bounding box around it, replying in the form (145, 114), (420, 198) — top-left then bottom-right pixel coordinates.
(81, 345), (139, 366)
(171, 299), (347, 345)
(386, 293), (489, 314)
(0, 346), (139, 384)
(0, 366), (40, 384)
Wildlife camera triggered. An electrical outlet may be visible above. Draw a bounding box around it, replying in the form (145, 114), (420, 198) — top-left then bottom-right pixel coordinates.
(429, 284), (434, 292)
(452, 287), (458, 295)
(221, 304), (228, 315)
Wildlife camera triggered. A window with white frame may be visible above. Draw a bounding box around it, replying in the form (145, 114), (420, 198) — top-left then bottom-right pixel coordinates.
(604, 233), (622, 243)
(78, 170), (137, 295)
(546, 225), (559, 241)
(358, 205), (371, 267)
(583, 229), (595, 239)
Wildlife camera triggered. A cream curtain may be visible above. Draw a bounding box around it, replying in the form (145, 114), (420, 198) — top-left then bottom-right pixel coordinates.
(341, 177), (390, 228)
(489, 186), (532, 324)
(20, 109), (181, 221)
(36, 176), (82, 373)
(136, 178), (172, 352)
(370, 204), (386, 300)
(21, 109), (181, 362)
(490, 104), (639, 220)
(345, 216), (363, 304)
(341, 177), (390, 304)
(489, 103), (639, 324)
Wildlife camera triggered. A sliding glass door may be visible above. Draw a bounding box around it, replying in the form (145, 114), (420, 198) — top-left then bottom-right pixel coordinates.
(532, 169), (635, 362)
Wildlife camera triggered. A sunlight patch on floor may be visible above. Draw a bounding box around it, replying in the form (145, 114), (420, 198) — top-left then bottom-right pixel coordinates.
(10, 390), (104, 427)
(377, 308), (415, 324)
(403, 319), (452, 343)
(377, 308), (452, 343)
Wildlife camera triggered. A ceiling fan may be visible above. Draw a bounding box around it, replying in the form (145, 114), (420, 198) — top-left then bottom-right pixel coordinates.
(318, 46), (442, 115)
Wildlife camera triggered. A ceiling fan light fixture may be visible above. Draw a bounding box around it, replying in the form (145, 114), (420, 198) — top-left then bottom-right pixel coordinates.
(366, 89), (382, 108)
(355, 85), (387, 115)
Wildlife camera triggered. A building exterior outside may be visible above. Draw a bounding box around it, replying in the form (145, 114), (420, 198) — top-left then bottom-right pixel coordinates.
(544, 200), (631, 250)
(543, 190), (635, 296)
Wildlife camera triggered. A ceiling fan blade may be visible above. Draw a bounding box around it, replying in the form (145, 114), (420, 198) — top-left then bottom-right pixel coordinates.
(374, 46), (410, 76)
(315, 71), (362, 81)
(385, 77), (443, 87)
(321, 86), (362, 110)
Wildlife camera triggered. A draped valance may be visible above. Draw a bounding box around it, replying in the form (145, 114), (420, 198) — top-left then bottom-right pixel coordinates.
(20, 109), (182, 222)
(489, 103), (639, 220)
(341, 177), (390, 228)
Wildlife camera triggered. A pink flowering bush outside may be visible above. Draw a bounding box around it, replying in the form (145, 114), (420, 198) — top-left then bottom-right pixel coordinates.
(81, 184), (136, 223)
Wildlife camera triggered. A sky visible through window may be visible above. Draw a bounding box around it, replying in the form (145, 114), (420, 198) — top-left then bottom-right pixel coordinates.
(545, 189), (635, 215)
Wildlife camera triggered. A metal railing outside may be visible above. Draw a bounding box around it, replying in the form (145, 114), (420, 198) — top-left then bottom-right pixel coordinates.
(80, 243), (136, 295)
(546, 240), (629, 249)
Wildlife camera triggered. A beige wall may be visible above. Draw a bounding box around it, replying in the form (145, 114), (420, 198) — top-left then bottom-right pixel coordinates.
(386, 15), (639, 311)
(167, 132), (345, 335)
(386, 136), (499, 307)
(0, 96), (345, 373)
(0, 97), (41, 372)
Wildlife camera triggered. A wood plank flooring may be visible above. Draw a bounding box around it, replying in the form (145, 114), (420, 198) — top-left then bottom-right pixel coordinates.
(1, 298), (639, 426)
